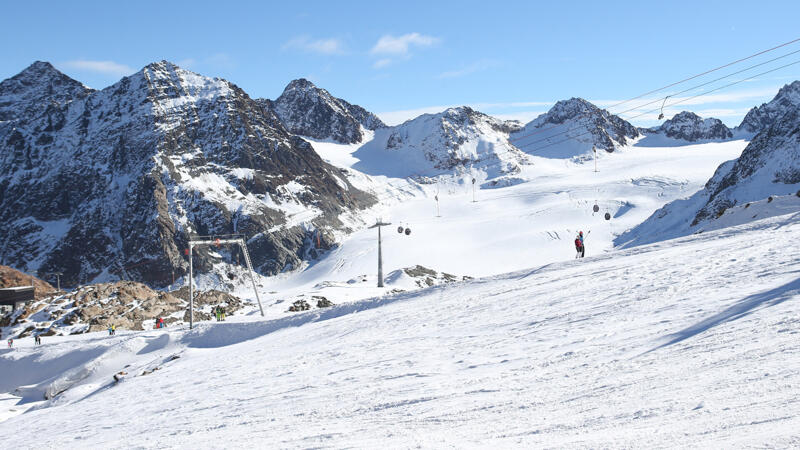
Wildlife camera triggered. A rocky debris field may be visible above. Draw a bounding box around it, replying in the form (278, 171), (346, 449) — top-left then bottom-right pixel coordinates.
(1, 280), (245, 338)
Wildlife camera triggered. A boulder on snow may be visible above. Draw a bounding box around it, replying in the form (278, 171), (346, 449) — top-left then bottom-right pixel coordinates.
(288, 300), (311, 312)
(314, 296), (334, 308)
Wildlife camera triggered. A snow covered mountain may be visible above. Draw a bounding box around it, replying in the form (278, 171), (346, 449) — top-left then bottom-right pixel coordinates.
(736, 80), (800, 136)
(352, 106), (529, 179)
(646, 111), (732, 142)
(0, 61), (374, 288)
(265, 78), (385, 144)
(618, 105), (800, 247)
(510, 98), (639, 157)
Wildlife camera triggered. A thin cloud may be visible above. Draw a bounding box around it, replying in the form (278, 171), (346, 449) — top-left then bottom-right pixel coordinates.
(283, 36), (346, 55)
(438, 60), (500, 79)
(176, 58), (197, 68)
(373, 58), (393, 69)
(370, 33), (439, 55)
(61, 60), (135, 76)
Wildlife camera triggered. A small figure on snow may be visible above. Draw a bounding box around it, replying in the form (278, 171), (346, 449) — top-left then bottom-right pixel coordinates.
(34, 335), (41, 345)
(574, 231), (586, 258)
(7, 338), (13, 348)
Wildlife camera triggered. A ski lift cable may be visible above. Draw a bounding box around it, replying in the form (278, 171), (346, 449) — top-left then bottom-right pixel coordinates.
(626, 58), (800, 121)
(475, 55), (800, 171)
(511, 47), (800, 148)
(510, 40), (800, 145)
(605, 36), (800, 111)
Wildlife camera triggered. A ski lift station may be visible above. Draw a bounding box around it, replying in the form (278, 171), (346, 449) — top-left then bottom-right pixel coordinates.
(0, 286), (34, 314)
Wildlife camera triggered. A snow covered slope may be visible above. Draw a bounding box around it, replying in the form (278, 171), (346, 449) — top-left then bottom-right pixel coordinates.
(736, 80), (800, 136)
(619, 106), (800, 247)
(352, 106), (529, 179)
(0, 61), (374, 287)
(1, 212), (798, 447)
(265, 78), (385, 144)
(510, 98), (639, 157)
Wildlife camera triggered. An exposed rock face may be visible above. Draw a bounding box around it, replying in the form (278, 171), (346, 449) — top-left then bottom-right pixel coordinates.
(267, 78), (385, 144)
(736, 81), (800, 135)
(649, 111), (732, 141)
(354, 106), (528, 178)
(0, 61), (374, 287)
(511, 98), (639, 155)
(0, 264), (57, 299)
(618, 106), (800, 247)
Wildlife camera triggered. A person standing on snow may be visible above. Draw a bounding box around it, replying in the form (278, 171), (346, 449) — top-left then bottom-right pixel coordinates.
(575, 231), (586, 258)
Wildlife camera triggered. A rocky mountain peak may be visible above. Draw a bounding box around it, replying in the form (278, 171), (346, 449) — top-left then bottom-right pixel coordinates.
(512, 98), (639, 155)
(650, 111), (732, 141)
(0, 61), (92, 121)
(737, 80), (800, 135)
(269, 78), (385, 144)
(283, 77), (317, 92)
(543, 97), (600, 123)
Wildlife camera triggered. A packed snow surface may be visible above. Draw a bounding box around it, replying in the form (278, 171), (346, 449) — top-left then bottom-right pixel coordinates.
(1, 211), (799, 447)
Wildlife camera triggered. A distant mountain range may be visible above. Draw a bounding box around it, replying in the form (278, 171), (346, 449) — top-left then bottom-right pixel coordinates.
(1, 59), (798, 287)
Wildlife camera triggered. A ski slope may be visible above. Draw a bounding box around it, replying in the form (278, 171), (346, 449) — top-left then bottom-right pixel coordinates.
(250, 138), (748, 313)
(1, 212), (798, 447)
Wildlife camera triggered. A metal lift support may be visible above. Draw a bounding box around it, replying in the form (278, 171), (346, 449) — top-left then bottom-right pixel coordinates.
(188, 237), (264, 329)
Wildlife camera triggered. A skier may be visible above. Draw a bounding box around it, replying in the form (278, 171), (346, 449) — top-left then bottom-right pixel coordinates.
(108, 324), (113, 336)
(7, 338), (12, 348)
(112, 324), (116, 335)
(574, 231), (586, 258)
(220, 306), (226, 322)
(34, 335), (41, 345)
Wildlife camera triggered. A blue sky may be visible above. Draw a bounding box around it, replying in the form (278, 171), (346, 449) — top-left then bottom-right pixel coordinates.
(1, 0), (799, 127)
